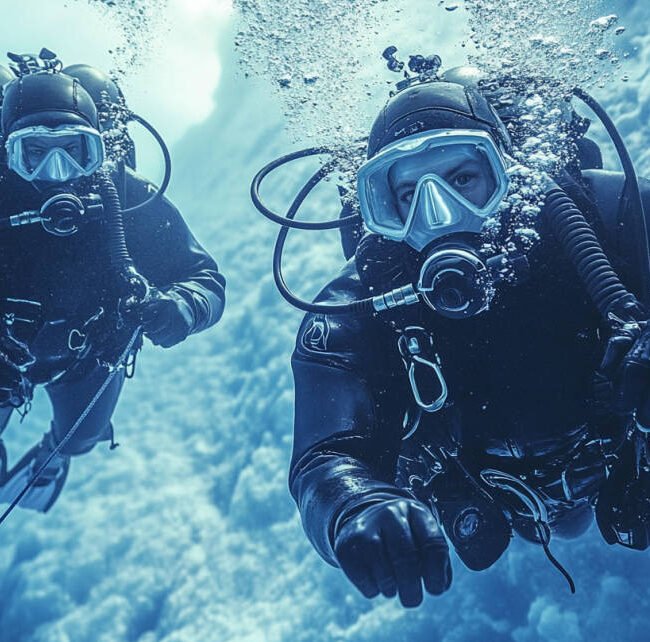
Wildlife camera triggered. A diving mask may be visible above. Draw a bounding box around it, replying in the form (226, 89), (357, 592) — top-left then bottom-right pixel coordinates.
(6, 124), (105, 183)
(357, 129), (511, 251)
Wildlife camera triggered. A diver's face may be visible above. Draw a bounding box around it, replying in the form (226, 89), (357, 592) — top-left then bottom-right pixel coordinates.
(23, 135), (86, 171)
(388, 145), (497, 223)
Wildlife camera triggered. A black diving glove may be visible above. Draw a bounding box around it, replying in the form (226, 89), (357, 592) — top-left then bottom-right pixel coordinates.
(333, 497), (451, 608)
(596, 439), (650, 550)
(140, 288), (194, 348)
(597, 320), (650, 427)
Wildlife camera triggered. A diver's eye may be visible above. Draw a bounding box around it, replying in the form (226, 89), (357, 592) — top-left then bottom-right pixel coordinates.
(399, 190), (415, 205)
(452, 173), (474, 188)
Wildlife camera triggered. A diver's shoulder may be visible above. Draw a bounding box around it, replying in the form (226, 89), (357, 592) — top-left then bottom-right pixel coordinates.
(123, 167), (178, 219)
(314, 260), (370, 306)
(294, 261), (386, 365)
(124, 167), (160, 202)
(580, 168), (650, 223)
(580, 168), (626, 196)
(580, 167), (650, 199)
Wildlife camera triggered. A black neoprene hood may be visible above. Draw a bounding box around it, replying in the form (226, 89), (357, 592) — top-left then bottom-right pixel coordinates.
(367, 81), (510, 158)
(1, 71), (99, 136)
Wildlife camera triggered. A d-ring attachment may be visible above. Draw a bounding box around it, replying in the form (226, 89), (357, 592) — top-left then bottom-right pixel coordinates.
(398, 326), (448, 413)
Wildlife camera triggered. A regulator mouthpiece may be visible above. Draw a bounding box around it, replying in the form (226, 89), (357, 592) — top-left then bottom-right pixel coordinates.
(0, 191), (104, 237)
(418, 247), (492, 319)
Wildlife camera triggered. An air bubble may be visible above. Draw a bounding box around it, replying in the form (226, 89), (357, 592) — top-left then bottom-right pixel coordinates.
(589, 14), (618, 33)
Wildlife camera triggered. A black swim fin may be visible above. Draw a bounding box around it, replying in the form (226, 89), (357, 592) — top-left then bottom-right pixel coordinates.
(0, 433), (70, 513)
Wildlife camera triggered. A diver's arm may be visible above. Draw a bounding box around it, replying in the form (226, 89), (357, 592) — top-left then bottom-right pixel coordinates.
(290, 351), (415, 564)
(123, 173), (226, 336)
(152, 218), (226, 336)
(290, 302), (451, 606)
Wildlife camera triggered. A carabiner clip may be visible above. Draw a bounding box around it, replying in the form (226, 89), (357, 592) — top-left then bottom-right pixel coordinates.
(68, 307), (105, 354)
(398, 326), (448, 413)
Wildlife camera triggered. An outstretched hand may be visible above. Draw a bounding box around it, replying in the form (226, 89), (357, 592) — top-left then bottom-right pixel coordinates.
(333, 498), (451, 608)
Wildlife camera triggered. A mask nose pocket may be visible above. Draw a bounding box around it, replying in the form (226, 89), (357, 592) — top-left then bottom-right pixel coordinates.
(411, 177), (456, 229)
(43, 150), (74, 182)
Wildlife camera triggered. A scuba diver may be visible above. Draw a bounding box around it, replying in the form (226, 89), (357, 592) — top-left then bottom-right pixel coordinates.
(0, 50), (225, 515)
(251, 50), (650, 607)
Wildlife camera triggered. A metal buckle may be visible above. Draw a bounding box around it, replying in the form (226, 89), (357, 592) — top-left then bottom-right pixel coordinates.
(480, 468), (550, 526)
(398, 326), (448, 413)
(67, 307), (105, 354)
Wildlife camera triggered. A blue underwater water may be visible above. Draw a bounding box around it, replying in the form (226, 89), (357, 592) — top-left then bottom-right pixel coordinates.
(3, 1), (650, 641)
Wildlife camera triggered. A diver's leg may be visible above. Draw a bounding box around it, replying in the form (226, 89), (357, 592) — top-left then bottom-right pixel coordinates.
(46, 362), (126, 455)
(0, 407), (13, 437)
(0, 364), (126, 512)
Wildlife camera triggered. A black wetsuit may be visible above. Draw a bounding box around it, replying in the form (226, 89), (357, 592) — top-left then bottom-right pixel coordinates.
(290, 169), (649, 570)
(0, 169), (225, 454)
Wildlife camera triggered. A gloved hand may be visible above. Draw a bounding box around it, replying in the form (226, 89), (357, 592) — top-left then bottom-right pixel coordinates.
(596, 439), (650, 550)
(139, 288), (194, 348)
(333, 498), (451, 608)
(597, 321), (650, 427)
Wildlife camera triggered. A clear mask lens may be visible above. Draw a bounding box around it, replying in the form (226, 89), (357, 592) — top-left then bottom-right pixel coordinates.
(358, 130), (510, 250)
(6, 125), (105, 183)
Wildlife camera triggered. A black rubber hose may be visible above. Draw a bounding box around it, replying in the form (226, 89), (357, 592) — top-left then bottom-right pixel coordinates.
(96, 170), (133, 269)
(272, 165), (375, 316)
(96, 171), (150, 311)
(534, 521), (576, 594)
(251, 147), (361, 230)
(543, 188), (638, 320)
(120, 113), (172, 215)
